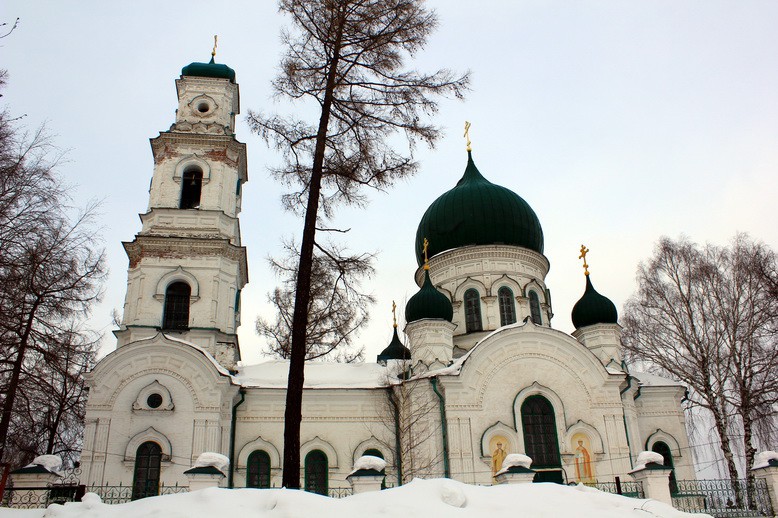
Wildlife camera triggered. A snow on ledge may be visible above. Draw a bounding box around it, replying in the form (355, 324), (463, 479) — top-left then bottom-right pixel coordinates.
(349, 455), (387, 476)
(28, 455), (62, 472)
(753, 451), (778, 469)
(193, 452), (230, 472)
(630, 451), (665, 472)
(495, 453), (533, 476)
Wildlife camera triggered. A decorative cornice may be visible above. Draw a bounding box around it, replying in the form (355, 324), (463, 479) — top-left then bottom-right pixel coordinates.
(123, 235), (248, 286)
(416, 245), (550, 285)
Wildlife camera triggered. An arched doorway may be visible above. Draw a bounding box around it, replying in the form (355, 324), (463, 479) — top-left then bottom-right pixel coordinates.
(132, 441), (162, 500)
(521, 395), (562, 483)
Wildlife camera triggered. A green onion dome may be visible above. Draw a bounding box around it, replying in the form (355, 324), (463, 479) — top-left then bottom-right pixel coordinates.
(377, 327), (411, 362)
(181, 57), (236, 82)
(414, 151), (544, 266)
(405, 270), (454, 323)
(571, 275), (618, 329)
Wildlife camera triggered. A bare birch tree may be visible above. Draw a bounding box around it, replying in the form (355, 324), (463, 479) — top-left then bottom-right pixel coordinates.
(622, 235), (778, 488)
(248, 0), (468, 487)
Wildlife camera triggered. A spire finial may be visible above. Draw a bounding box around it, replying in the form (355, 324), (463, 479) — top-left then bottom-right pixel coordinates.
(423, 237), (430, 270)
(211, 35), (218, 59)
(392, 301), (397, 328)
(464, 121), (472, 152)
(579, 244), (590, 276)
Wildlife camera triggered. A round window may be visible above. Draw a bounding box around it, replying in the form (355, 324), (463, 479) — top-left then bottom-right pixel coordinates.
(147, 393), (163, 409)
(197, 102), (210, 113)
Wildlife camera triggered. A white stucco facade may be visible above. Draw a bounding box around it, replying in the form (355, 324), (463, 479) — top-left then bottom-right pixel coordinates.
(81, 59), (695, 496)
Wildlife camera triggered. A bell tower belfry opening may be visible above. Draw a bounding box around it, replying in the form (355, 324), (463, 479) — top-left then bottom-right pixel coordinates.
(116, 53), (248, 370)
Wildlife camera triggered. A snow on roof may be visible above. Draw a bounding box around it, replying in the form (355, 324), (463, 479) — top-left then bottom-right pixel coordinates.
(130, 333), (234, 380)
(28, 455), (62, 472)
(235, 360), (391, 389)
(19, 477), (697, 518)
(193, 452), (229, 472)
(753, 451), (778, 469)
(631, 372), (685, 388)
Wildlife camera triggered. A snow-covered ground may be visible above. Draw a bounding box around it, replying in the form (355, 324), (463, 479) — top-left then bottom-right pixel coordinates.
(0, 478), (710, 518)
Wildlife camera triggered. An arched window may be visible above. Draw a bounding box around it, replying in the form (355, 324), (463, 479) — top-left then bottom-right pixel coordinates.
(464, 289), (482, 333)
(180, 167), (203, 209)
(304, 450), (328, 495)
(521, 395), (562, 483)
(363, 448), (384, 459)
(247, 450), (271, 488)
(498, 287), (516, 326)
(651, 441), (678, 494)
(132, 441), (162, 500)
(529, 291), (543, 325)
(162, 282), (191, 330)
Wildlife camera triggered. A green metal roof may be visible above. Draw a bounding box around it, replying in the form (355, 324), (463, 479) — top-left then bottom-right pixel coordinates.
(405, 270), (453, 323)
(571, 275), (618, 329)
(414, 151), (544, 265)
(181, 57), (236, 82)
(377, 327), (411, 362)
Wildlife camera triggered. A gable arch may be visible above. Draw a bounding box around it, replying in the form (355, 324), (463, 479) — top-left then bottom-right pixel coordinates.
(125, 427), (172, 461)
(237, 436), (281, 470)
(564, 420), (605, 455)
(479, 421), (519, 458)
(645, 429), (682, 459)
(154, 267), (200, 300)
(352, 437), (393, 466)
(301, 436), (338, 468)
(174, 154), (211, 183)
(487, 275), (522, 298)
(454, 277), (487, 301)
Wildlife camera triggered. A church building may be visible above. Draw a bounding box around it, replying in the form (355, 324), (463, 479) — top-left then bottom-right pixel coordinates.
(79, 56), (694, 497)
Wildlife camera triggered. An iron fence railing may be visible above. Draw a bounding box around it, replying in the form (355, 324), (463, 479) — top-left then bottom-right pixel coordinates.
(672, 479), (773, 518)
(584, 480), (645, 499)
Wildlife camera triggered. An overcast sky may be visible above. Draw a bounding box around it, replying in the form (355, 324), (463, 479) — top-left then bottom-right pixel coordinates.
(3, 1), (777, 365)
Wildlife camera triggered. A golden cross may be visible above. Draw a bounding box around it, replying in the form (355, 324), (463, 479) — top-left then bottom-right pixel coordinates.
(579, 244), (590, 276)
(464, 121), (472, 152)
(423, 237), (430, 269)
(392, 301), (397, 328)
(212, 35), (218, 58)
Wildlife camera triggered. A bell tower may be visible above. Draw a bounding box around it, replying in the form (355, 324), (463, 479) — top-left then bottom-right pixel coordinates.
(115, 54), (248, 370)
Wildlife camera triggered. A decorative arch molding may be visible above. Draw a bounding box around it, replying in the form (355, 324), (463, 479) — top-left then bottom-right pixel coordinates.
(132, 380), (174, 411)
(301, 436), (338, 468)
(564, 420), (604, 455)
(237, 436), (281, 470)
(154, 267), (200, 301)
(522, 279), (547, 302)
(187, 94), (219, 119)
(124, 427), (172, 462)
(488, 275), (522, 299)
(479, 421), (519, 457)
(645, 429), (682, 458)
(453, 277), (488, 302)
(352, 437), (393, 466)
(513, 382), (568, 452)
(173, 154), (211, 183)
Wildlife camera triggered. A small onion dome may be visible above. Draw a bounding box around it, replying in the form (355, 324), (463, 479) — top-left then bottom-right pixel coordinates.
(377, 327), (411, 363)
(414, 151), (544, 266)
(405, 270), (454, 323)
(571, 275), (618, 329)
(181, 56), (236, 82)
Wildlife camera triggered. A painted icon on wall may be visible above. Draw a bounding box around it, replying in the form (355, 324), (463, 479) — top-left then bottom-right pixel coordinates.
(490, 435), (510, 477)
(572, 433), (595, 483)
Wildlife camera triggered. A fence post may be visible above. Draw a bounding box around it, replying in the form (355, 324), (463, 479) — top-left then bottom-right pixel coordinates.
(8, 464), (61, 507)
(347, 469), (385, 494)
(753, 458), (778, 516)
(629, 463), (673, 506)
(184, 466), (225, 491)
(494, 466), (536, 485)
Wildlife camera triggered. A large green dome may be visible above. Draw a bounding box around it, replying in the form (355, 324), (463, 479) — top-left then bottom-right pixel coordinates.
(181, 57), (236, 82)
(571, 275), (618, 329)
(414, 152), (544, 265)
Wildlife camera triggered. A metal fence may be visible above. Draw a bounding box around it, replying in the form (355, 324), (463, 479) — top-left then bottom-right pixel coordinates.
(672, 479), (774, 518)
(585, 479), (645, 499)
